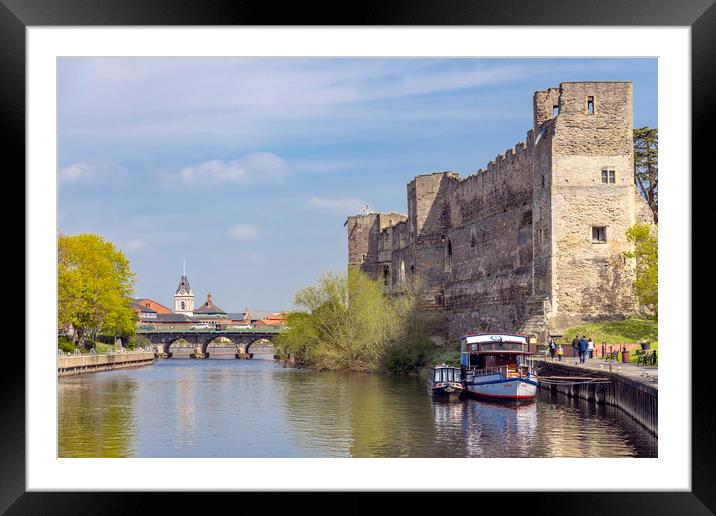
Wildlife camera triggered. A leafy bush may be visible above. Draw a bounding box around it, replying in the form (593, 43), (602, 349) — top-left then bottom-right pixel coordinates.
(624, 224), (658, 314)
(127, 334), (151, 350)
(432, 349), (461, 367)
(382, 337), (437, 375)
(58, 336), (75, 353)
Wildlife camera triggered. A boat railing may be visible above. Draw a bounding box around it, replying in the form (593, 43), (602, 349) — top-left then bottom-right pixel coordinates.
(466, 366), (508, 377)
(466, 365), (532, 379)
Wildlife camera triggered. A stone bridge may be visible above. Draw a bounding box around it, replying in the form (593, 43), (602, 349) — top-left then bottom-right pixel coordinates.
(137, 328), (282, 358)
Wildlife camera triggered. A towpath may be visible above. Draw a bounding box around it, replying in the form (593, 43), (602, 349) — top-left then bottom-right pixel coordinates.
(535, 355), (658, 388)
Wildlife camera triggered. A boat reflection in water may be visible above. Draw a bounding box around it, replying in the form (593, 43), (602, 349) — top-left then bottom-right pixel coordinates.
(430, 389), (655, 457)
(432, 396), (538, 457)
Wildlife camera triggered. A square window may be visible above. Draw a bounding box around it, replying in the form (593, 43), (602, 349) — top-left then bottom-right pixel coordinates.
(602, 169), (615, 184)
(592, 226), (606, 243)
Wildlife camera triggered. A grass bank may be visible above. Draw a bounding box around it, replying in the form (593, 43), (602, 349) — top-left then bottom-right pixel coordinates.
(561, 317), (658, 364)
(562, 318), (657, 346)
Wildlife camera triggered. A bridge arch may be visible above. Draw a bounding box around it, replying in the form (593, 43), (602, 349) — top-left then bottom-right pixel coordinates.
(200, 335), (242, 357)
(158, 336), (198, 356)
(245, 337), (275, 357)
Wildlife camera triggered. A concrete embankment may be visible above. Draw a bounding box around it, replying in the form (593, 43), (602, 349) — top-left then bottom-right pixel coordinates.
(57, 351), (156, 376)
(535, 358), (658, 436)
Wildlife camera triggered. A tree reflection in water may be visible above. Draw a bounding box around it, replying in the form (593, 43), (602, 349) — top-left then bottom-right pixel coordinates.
(58, 375), (137, 458)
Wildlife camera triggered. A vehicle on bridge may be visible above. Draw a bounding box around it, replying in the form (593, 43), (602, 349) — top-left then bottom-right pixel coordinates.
(190, 323), (213, 330)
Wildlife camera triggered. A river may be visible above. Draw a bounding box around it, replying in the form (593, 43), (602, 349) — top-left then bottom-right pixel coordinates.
(58, 358), (656, 458)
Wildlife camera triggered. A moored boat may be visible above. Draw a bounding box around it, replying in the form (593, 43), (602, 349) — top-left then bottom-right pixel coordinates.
(430, 364), (464, 399)
(460, 333), (538, 401)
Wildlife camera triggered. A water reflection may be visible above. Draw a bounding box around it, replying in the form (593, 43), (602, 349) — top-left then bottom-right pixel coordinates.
(58, 360), (656, 458)
(58, 375), (137, 457)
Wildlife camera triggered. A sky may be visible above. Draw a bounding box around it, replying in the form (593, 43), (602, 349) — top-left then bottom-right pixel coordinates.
(58, 58), (658, 312)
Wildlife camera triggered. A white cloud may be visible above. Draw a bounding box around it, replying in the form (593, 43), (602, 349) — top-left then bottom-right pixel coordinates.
(59, 163), (95, 183)
(126, 239), (147, 252)
(180, 152), (287, 187)
(306, 196), (368, 216)
(227, 224), (259, 241)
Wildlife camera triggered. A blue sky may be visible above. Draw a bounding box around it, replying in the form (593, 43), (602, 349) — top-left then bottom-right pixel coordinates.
(58, 58), (657, 311)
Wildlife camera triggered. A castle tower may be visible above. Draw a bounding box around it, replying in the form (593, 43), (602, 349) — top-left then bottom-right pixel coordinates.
(533, 81), (653, 330)
(346, 210), (407, 279)
(174, 270), (195, 316)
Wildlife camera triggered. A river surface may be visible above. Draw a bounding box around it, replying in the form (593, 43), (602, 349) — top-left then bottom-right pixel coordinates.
(58, 358), (657, 458)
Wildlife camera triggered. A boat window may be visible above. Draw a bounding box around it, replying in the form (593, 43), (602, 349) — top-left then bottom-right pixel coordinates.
(447, 369), (454, 382)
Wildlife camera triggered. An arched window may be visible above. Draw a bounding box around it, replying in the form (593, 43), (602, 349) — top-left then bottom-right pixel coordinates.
(180, 301), (186, 310)
(382, 266), (390, 286)
(399, 260), (406, 284)
(445, 239), (453, 273)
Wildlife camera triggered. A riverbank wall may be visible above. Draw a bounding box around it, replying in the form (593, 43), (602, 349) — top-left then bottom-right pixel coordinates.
(536, 359), (658, 436)
(57, 351), (156, 376)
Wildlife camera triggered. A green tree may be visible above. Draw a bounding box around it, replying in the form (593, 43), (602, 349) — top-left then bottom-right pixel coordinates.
(624, 224), (658, 315)
(275, 269), (398, 371)
(275, 269), (437, 373)
(633, 127), (658, 223)
(58, 233), (136, 348)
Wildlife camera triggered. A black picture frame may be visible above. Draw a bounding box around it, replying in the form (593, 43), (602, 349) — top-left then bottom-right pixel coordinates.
(4, 0), (709, 513)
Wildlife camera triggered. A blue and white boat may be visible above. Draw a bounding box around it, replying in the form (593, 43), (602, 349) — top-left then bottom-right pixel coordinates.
(429, 364), (464, 399)
(460, 333), (538, 400)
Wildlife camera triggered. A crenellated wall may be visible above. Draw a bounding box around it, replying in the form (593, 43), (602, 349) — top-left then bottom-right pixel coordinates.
(347, 82), (654, 342)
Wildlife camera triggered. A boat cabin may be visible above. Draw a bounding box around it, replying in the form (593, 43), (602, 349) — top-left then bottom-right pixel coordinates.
(433, 365), (462, 384)
(460, 333), (531, 370)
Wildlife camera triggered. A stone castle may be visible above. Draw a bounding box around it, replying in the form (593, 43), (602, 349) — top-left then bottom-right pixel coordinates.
(347, 82), (654, 343)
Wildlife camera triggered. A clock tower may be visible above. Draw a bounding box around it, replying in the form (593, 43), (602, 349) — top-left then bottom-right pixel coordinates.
(174, 266), (195, 316)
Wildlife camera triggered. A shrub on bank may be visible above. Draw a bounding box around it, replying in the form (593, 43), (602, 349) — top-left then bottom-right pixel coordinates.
(431, 348), (461, 367)
(58, 335), (75, 353)
(382, 337), (437, 375)
(127, 334), (150, 351)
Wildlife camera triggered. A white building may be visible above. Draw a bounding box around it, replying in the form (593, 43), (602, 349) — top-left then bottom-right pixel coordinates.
(173, 274), (195, 316)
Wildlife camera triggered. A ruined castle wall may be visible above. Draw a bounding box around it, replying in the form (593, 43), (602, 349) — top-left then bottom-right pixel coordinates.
(531, 123), (556, 301)
(443, 141), (536, 339)
(408, 174), (461, 305)
(347, 212), (406, 280)
(347, 213), (379, 275)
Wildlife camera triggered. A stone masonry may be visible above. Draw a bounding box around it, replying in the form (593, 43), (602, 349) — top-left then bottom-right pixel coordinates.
(346, 82), (654, 343)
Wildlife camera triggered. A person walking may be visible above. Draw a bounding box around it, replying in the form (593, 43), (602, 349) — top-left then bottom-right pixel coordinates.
(557, 345), (564, 361)
(572, 336), (580, 365)
(578, 335), (588, 365)
(587, 337), (595, 359)
(549, 338), (557, 361)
